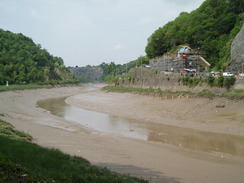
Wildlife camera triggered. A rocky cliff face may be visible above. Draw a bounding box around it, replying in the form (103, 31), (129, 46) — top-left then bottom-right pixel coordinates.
(230, 23), (244, 73)
(68, 66), (104, 83)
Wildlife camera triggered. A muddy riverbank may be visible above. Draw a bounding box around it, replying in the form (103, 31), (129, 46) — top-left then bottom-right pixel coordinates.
(0, 84), (244, 183)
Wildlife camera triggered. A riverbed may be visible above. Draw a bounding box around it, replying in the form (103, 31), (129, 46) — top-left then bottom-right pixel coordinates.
(0, 84), (244, 183)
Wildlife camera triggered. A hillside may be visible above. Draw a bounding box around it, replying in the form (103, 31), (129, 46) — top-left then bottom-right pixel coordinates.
(0, 29), (77, 85)
(69, 60), (139, 83)
(69, 65), (104, 83)
(145, 0), (244, 71)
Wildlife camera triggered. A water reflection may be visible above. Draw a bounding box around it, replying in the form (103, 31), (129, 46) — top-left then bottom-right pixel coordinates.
(37, 97), (244, 157)
(37, 97), (148, 141)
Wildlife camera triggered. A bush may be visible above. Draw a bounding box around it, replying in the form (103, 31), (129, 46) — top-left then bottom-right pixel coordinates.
(216, 76), (224, 87)
(223, 76), (236, 90)
(198, 90), (215, 99)
(179, 77), (201, 87)
(206, 75), (215, 87)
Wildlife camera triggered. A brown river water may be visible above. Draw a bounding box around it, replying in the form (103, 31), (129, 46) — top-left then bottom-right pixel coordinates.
(37, 97), (244, 158)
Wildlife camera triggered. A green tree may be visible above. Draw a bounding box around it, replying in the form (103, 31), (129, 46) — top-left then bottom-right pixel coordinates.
(0, 28), (76, 84)
(106, 62), (117, 76)
(136, 56), (149, 67)
(145, 0), (244, 69)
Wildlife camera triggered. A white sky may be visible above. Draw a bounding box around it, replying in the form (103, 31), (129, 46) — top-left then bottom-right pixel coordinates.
(0, 0), (205, 67)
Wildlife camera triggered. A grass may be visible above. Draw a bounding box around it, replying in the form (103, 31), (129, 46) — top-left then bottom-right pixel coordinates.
(102, 85), (192, 95)
(103, 86), (244, 100)
(0, 119), (32, 142)
(222, 89), (244, 100)
(0, 84), (51, 92)
(0, 119), (148, 183)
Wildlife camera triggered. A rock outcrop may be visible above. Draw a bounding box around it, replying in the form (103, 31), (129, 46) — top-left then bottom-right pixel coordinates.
(230, 23), (244, 73)
(69, 66), (104, 82)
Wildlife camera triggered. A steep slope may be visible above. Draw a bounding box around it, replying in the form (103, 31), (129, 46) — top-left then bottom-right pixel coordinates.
(145, 0), (244, 70)
(230, 22), (244, 73)
(0, 29), (77, 84)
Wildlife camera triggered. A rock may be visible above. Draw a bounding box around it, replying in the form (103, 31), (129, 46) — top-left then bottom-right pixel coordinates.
(230, 23), (244, 74)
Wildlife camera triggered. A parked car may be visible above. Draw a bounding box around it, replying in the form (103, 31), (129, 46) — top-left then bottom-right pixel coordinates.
(237, 73), (244, 78)
(212, 72), (221, 77)
(222, 72), (234, 77)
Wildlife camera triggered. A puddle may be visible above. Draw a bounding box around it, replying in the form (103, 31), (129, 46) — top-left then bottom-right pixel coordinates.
(37, 97), (244, 157)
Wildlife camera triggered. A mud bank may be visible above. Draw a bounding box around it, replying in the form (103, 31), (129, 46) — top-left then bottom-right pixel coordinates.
(0, 84), (244, 183)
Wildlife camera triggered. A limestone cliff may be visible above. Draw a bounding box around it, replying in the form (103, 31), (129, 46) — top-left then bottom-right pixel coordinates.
(230, 23), (244, 73)
(68, 66), (104, 83)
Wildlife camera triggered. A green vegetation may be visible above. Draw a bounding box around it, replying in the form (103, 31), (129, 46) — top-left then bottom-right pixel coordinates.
(198, 89), (215, 99)
(0, 84), (51, 92)
(0, 119), (32, 141)
(222, 89), (244, 100)
(145, 0), (244, 70)
(0, 29), (78, 85)
(103, 85), (244, 100)
(178, 76), (236, 89)
(103, 85), (192, 95)
(179, 77), (202, 87)
(0, 119), (148, 183)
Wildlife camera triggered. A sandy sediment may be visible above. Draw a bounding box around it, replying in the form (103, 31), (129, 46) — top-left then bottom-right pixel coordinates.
(66, 88), (244, 136)
(0, 84), (244, 183)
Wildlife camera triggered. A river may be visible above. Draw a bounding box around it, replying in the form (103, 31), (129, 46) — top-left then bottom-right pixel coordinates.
(37, 97), (244, 158)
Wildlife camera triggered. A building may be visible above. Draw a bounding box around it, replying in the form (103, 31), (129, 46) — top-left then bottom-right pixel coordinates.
(150, 46), (210, 76)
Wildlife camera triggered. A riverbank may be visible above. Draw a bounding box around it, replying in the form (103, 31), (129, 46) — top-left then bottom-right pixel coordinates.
(0, 84), (244, 183)
(66, 86), (244, 136)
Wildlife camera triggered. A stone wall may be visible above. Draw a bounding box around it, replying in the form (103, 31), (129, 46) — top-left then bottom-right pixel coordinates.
(118, 72), (228, 94)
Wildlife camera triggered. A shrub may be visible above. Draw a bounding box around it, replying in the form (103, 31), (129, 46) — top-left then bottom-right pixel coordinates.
(216, 76), (224, 87)
(198, 90), (215, 99)
(206, 75), (215, 87)
(223, 76), (236, 90)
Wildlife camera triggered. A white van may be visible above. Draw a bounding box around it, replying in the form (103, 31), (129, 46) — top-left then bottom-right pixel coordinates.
(222, 72), (234, 77)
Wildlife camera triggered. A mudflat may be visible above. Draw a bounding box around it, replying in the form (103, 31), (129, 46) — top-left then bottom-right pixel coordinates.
(0, 84), (244, 183)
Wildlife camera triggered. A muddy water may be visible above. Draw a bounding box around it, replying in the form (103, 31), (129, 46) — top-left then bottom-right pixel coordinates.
(37, 97), (244, 157)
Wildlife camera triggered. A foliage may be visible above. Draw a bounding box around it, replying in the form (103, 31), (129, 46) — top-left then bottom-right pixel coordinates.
(198, 89), (215, 99)
(0, 28), (76, 85)
(105, 75), (117, 83)
(0, 120), (148, 183)
(179, 75), (236, 89)
(103, 85), (192, 95)
(0, 119), (32, 141)
(179, 77), (201, 87)
(115, 60), (137, 77)
(135, 56), (149, 67)
(106, 62), (117, 76)
(0, 84), (51, 92)
(206, 75), (215, 87)
(145, 0), (244, 70)
(103, 85), (244, 100)
(215, 76), (224, 87)
(223, 76), (236, 90)
(0, 158), (50, 183)
(222, 89), (244, 100)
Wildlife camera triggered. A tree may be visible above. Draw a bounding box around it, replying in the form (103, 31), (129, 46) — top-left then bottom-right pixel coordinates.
(0, 28), (76, 84)
(106, 62), (117, 76)
(145, 0), (243, 70)
(136, 56), (149, 67)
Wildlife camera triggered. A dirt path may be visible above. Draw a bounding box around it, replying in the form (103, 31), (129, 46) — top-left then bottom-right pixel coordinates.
(0, 84), (244, 183)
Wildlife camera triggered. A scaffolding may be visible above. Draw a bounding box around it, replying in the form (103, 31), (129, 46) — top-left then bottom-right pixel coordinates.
(150, 53), (210, 74)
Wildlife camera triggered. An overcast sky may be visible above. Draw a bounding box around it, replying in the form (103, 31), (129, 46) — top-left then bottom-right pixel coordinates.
(0, 0), (205, 67)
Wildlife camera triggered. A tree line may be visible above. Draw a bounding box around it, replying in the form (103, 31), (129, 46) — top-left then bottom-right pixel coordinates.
(145, 0), (244, 71)
(0, 29), (77, 85)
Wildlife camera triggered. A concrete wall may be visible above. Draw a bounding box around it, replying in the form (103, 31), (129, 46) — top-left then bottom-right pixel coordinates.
(118, 73), (229, 94)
